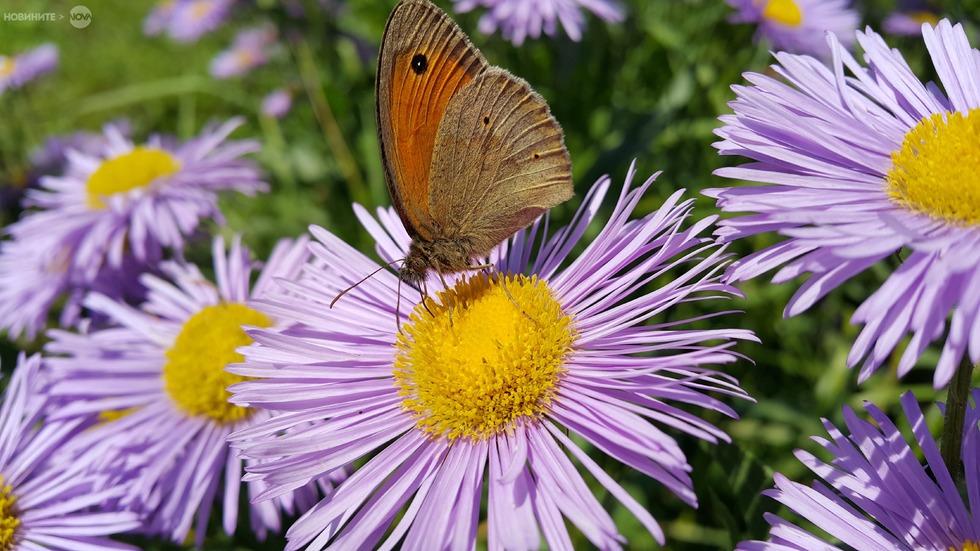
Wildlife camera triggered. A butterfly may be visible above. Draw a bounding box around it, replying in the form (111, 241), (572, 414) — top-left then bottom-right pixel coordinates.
(376, 0), (573, 288)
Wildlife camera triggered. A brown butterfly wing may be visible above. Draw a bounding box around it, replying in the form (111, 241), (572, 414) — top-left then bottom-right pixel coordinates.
(376, 0), (489, 240)
(427, 67), (573, 252)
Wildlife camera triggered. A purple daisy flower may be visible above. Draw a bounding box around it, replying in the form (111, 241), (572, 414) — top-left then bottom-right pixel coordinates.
(144, 0), (178, 36)
(228, 164), (756, 549)
(726, 0), (858, 58)
(452, 0), (624, 46)
(738, 390), (980, 550)
(0, 118), (266, 339)
(883, 11), (940, 37)
(0, 236), (79, 339)
(0, 353), (142, 550)
(167, 0), (235, 42)
(0, 43), (58, 94)
(705, 20), (980, 389)
(0, 234), (152, 340)
(882, 0), (939, 37)
(43, 236), (338, 545)
(0, 124), (132, 213)
(210, 23), (278, 79)
(29, 124), (128, 176)
(261, 89), (293, 119)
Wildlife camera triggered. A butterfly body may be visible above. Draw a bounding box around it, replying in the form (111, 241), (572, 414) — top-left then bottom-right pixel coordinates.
(377, 0), (573, 287)
(401, 235), (482, 286)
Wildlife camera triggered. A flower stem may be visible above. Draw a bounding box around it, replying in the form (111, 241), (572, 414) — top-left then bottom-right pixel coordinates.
(940, 356), (974, 478)
(292, 35), (367, 205)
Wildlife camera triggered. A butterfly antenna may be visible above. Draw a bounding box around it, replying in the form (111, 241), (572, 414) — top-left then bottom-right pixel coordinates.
(330, 258), (403, 309)
(395, 270), (404, 335)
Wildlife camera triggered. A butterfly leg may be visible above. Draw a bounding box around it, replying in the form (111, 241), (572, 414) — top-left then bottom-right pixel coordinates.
(497, 271), (540, 326)
(469, 261), (494, 272)
(419, 280), (436, 319)
(436, 270), (456, 326)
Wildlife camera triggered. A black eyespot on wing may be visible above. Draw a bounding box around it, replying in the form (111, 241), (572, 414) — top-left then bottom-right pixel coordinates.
(482, 115), (490, 125)
(532, 152), (540, 159)
(411, 54), (428, 74)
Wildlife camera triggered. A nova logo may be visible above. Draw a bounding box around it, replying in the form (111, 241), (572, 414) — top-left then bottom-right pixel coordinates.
(69, 5), (91, 28)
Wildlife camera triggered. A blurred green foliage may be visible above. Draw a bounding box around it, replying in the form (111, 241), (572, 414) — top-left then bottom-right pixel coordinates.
(1, 0), (978, 549)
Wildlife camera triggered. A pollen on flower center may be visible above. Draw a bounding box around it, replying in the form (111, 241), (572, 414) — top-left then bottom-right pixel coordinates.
(163, 303), (271, 424)
(762, 0), (802, 26)
(0, 58), (13, 78)
(394, 273), (575, 441)
(886, 109), (980, 226)
(955, 541), (980, 551)
(0, 476), (19, 550)
(85, 146), (181, 210)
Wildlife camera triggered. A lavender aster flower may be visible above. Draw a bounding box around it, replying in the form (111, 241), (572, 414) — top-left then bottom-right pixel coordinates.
(144, 0), (177, 36)
(0, 118), (266, 339)
(0, 235), (151, 340)
(0, 43), (58, 94)
(210, 23), (278, 79)
(167, 0), (234, 42)
(261, 89), (293, 119)
(29, 125), (127, 176)
(738, 390), (980, 550)
(883, 10), (940, 36)
(882, 0), (939, 37)
(0, 353), (141, 550)
(453, 0), (624, 46)
(229, 164), (756, 549)
(705, 20), (980, 389)
(726, 0), (858, 58)
(43, 236), (336, 545)
(0, 124), (131, 213)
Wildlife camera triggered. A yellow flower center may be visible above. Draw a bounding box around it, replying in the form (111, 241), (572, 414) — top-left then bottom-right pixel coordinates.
(190, 0), (212, 20)
(233, 50), (258, 69)
(0, 58), (14, 78)
(0, 476), (19, 551)
(394, 273), (575, 441)
(85, 147), (181, 210)
(886, 109), (980, 226)
(763, 0), (802, 26)
(954, 542), (980, 551)
(163, 303), (271, 424)
(908, 11), (940, 27)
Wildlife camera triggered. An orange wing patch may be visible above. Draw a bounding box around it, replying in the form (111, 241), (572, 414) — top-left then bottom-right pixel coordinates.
(388, 47), (478, 236)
